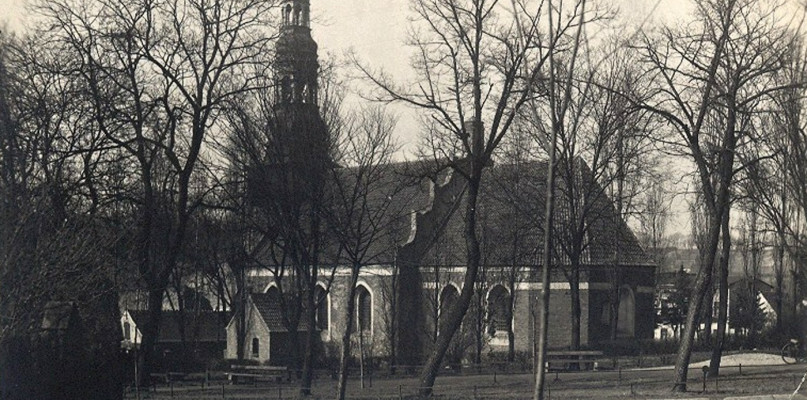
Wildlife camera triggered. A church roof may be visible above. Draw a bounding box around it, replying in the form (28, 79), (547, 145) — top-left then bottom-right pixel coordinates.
(248, 158), (654, 270)
(363, 159), (654, 268)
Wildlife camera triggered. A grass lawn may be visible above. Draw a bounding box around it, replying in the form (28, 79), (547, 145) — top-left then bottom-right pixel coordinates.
(128, 359), (807, 399)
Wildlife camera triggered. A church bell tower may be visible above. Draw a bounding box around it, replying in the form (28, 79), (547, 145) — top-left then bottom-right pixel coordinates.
(275, 0), (319, 107)
(271, 0), (329, 197)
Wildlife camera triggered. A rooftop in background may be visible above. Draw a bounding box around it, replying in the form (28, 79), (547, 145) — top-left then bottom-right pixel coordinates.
(128, 310), (227, 343)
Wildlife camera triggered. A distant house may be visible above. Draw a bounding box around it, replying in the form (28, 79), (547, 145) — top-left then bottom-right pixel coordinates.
(654, 273), (777, 340)
(40, 301), (84, 356)
(727, 277), (777, 333)
(121, 310), (228, 366)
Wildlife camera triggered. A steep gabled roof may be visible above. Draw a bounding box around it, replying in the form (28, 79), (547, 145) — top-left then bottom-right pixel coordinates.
(250, 292), (314, 332)
(413, 160), (654, 267)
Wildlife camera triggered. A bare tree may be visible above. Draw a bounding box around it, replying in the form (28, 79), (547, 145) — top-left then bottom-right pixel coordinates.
(325, 106), (401, 400)
(535, 35), (655, 350)
(635, 0), (793, 388)
(32, 0), (276, 382)
(636, 179), (672, 267)
(355, 0), (570, 394)
(222, 56), (344, 393)
(0, 30), (127, 399)
(744, 34), (807, 336)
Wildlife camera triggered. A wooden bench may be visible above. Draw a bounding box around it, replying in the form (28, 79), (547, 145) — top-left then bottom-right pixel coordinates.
(545, 350), (604, 371)
(227, 365), (289, 384)
(149, 372), (186, 384)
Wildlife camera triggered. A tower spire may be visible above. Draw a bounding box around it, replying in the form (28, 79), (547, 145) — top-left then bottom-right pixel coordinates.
(271, 0), (329, 174)
(275, 0), (318, 106)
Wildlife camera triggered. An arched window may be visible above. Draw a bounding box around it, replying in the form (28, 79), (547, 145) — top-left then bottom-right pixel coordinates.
(280, 76), (291, 102)
(283, 4), (291, 25)
(600, 302), (612, 325)
(355, 285), (372, 333)
(617, 286), (636, 338)
(266, 285), (280, 299)
(301, 83), (309, 104)
(487, 285), (511, 337)
(251, 338), (260, 358)
(293, 4), (301, 25)
(314, 284), (328, 331)
(123, 322), (131, 341)
(439, 285), (459, 322)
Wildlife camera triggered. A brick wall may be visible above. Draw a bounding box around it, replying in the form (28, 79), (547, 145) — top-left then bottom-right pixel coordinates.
(323, 272), (392, 360)
(237, 262), (656, 364)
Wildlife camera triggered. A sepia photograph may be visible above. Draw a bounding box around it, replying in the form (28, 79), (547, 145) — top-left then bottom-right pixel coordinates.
(1, 0), (807, 398)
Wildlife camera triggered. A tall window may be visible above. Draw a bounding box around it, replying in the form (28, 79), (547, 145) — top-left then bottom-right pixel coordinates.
(356, 285), (372, 332)
(251, 338), (260, 358)
(315, 285), (328, 331)
(293, 4), (301, 24)
(123, 322), (131, 341)
(487, 285), (511, 336)
(617, 286), (636, 338)
(439, 285), (459, 322)
(283, 4), (291, 24)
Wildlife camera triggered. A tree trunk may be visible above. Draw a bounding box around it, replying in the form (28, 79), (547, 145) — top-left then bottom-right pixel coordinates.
(286, 327), (301, 372)
(235, 266), (247, 361)
(507, 274), (516, 363)
(532, 146), (558, 400)
(702, 278), (714, 344)
(671, 222), (716, 392)
(474, 291), (483, 364)
(775, 240), (785, 332)
(388, 267), (398, 372)
(417, 176), (482, 397)
(336, 266), (360, 400)
(570, 267), (581, 352)
(139, 287), (165, 386)
(673, 104), (736, 392)
(359, 325), (365, 389)
(608, 267), (620, 342)
(299, 285), (316, 396)
(709, 207), (730, 377)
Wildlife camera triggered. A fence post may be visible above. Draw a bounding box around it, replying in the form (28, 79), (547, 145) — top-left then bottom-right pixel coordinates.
(739, 364), (742, 375)
(701, 366), (708, 393)
(618, 367), (622, 386)
(220, 383), (224, 399)
(278, 386), (282, 400)
(398, 384), (402, 400)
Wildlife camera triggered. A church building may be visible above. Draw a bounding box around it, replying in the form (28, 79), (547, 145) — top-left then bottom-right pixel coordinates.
(224, 0), (656, 366)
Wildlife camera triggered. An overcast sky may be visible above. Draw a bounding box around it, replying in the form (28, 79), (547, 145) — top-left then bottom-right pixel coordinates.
(0, 0), (804, 237)
(0, 0), (696, 157)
